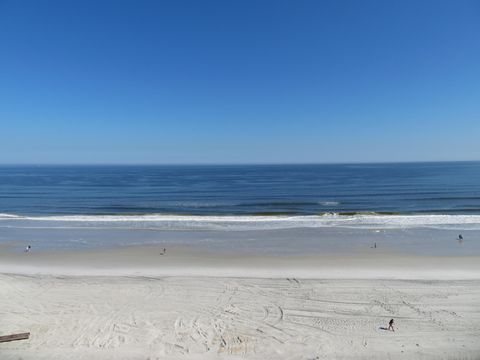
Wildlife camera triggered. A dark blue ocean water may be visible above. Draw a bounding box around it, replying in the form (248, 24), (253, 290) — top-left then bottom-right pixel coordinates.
(1, 162), (480, 216)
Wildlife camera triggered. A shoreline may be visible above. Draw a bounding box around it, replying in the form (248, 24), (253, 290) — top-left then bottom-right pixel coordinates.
(1, 244), (480, 280)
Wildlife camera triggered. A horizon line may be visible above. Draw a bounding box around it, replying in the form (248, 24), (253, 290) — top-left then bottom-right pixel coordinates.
(0, 160), (479, 166)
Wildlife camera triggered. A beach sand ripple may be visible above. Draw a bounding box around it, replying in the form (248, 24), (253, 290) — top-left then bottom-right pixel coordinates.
(1, 274), (479, 359)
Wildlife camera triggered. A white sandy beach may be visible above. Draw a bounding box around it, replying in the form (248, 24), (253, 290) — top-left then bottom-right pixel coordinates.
(3, 0), (480, 356)
(1, 246), (480, 359)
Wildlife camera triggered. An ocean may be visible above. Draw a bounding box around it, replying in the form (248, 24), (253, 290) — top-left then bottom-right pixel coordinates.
(1, 162), (480, 253)
(2, 162), (480, 216)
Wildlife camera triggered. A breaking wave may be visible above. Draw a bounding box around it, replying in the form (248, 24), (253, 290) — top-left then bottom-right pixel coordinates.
(2, 212), (480, 231)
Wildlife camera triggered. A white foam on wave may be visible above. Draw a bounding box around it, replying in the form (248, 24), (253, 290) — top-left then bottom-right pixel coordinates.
(319, 201), (340, 206)
(0, 213), (21, 219)
(2, 213), (480, 230)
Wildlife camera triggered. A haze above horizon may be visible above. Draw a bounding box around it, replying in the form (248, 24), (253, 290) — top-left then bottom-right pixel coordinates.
(1, 0), (479, 164)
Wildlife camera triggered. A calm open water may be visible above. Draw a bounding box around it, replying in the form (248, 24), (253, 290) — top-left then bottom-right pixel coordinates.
(1, 162), (480, 216)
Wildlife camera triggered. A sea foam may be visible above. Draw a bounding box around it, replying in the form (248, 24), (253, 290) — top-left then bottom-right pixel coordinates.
(2, 213), (480, 231)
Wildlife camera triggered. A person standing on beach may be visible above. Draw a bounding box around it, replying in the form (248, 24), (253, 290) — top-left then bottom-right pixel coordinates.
(388, 319), (395, 332)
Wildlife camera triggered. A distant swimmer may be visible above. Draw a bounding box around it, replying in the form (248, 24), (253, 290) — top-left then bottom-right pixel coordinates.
(388, 319), (395, 332)
(24, 245), (31, 253)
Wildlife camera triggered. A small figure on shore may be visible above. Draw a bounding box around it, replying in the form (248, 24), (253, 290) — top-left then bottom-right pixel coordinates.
(458, 234), (464, 244)
(160, 248), (166, 255)
(24, 245), (31, 253)
(388, 318), (395, 332)
(374, 242), (377, 249)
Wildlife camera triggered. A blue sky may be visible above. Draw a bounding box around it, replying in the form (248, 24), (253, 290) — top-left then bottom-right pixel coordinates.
(1, 0), (479, 164)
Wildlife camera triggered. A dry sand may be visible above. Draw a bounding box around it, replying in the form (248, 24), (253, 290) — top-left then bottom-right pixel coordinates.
(1, 246), (480, 359)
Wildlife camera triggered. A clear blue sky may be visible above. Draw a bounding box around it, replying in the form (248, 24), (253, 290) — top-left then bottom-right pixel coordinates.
(1, 0), (479, 164)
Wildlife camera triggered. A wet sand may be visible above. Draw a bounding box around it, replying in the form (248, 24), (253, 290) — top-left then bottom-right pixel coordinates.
(0, 244), (480, 279)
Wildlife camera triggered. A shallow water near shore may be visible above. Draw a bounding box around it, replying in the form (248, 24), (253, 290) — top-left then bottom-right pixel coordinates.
(1, 222), (479, 258)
